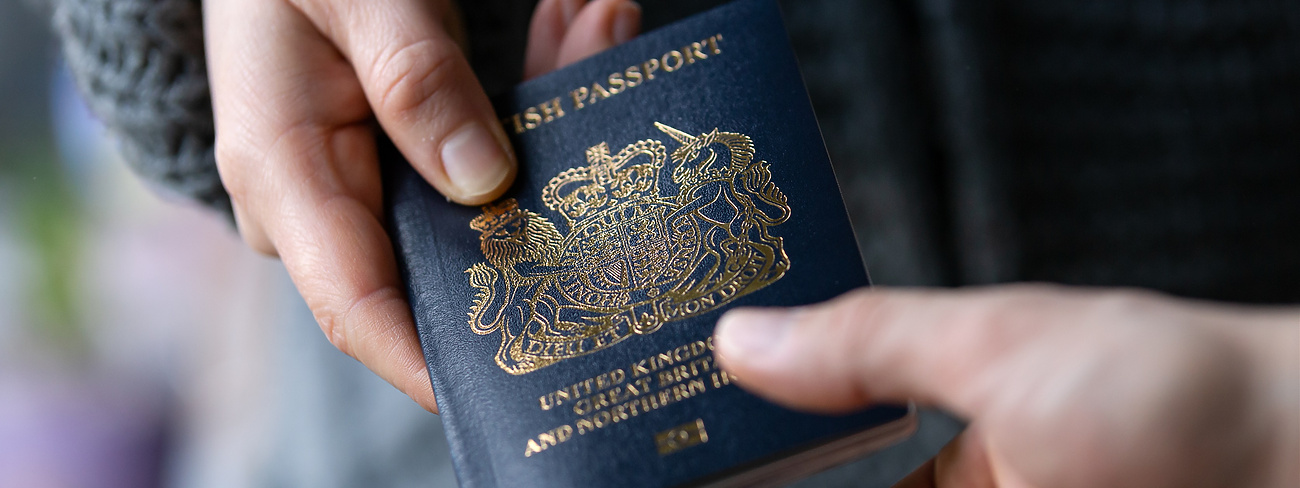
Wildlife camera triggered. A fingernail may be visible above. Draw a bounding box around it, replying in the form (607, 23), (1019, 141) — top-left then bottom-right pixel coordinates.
(441, 123), (513, 199)
(612, 1), (641, 44)
(715, 308), (796, 360)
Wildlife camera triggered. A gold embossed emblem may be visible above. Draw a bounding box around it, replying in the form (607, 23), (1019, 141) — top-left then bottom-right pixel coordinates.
(465, 123), (791, 374)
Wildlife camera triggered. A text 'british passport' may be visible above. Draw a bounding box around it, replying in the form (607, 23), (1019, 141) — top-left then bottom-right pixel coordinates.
(383, 1), (915, 486)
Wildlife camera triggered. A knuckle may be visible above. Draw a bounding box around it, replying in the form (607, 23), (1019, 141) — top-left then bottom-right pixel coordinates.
(961, 286), (1058, 330)
(809, 289), (893, 351)
(214, 140), (279, 256)
(317, 310), (352, 358)
(230, 203), (276, 255)
(315, 285), (407, 362)
(371, 39), (462, 121)
(241, 230), (277, 256)
(213, 138), (255, 197)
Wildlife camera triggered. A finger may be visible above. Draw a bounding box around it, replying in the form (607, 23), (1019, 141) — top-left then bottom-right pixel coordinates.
(269, 143), (438, 413)
(230, 198), (276, 256)
(525, 0), (587, 79)
(554, 0), (641, 68)
(712, 286), (1091, 416)
(292, 0), (515, 205)
(934, 429), (998, 488)
(205, 0), (436, 411)
(258, 129), (439, 412)
(894, 429), (997, 488)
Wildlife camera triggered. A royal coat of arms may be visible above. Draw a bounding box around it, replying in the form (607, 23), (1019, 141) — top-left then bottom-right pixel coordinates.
(465, 123), (791, 374)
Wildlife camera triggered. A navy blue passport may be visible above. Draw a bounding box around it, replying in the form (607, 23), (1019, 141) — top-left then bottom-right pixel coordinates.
(383, 1), (914, 486)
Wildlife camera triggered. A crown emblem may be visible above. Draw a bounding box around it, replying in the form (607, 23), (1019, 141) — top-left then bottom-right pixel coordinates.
(541, 140), (667, 225)
(464, 122), (792, 375)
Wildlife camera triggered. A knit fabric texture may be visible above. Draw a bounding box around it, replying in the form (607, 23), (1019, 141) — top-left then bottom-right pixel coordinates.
(54, 0), (229, 214)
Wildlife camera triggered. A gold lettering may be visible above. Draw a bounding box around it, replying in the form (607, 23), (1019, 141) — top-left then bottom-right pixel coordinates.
(661, 50), (685, 72)
(524, 439), (543, 458)
(698, 294), (715, 309)
(632, 359), (650, 377)
(607, 72), (625, 94)
(573, 398), (591, 416)
(681, 44), (698, 64)
(688, 378), (706, 396)
(711, 370), (737, 388)
(555, 425), (573, 442)
(530, 343), (746, 457)
(538, 97), (565, 122)
(624, 66), (643, 87)
(539, 394), (553, 411)
(691, 41), (708, 61)
(507, 32), (726, 140)
(657, 370), (674, 388)
(569, 86), (589, 110)
(523, 106), (542, 130)
(708, 34), (722, 54)
(691, 340), (708, 357)
(642, 58), (660, 80)
(576, 418), (595, 435)
(588, 82), (612, 103)
(672, 345), (686, 362)
(503, 114), (524, 134)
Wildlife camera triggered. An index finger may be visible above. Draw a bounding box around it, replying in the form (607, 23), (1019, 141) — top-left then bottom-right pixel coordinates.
(204, 0), (437, 412)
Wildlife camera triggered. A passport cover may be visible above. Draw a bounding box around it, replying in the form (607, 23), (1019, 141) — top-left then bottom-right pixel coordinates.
(384, 1), (913, 486)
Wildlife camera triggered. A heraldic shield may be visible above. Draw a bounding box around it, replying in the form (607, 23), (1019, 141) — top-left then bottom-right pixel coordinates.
(465, 122), (792, 374)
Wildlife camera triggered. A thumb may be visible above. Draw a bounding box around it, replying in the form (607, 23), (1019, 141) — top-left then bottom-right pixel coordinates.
(297, 0), (516, 205)
(712, 286), (1078, 416)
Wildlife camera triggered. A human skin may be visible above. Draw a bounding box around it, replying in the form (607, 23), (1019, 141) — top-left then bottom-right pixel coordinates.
(714, 285), (1299, 488)
(203, 0), (641, 413)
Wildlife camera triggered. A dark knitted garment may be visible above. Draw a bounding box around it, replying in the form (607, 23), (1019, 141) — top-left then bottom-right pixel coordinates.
(54, 0), (229, 213)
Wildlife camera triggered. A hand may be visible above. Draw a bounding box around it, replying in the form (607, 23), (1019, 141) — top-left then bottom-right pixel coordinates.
(713, 285), (1299, 488)
(204, 0), (642, 412)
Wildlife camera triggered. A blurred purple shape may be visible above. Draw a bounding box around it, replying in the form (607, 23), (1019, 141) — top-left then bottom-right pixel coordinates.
(0, 372), (168, 488)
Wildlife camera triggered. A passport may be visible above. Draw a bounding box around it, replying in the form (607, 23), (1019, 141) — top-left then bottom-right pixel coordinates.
(383, 1), (915, 486)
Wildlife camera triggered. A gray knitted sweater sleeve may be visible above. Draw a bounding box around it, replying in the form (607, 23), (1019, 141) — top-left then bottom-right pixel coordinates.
(54, 0), (229, 214)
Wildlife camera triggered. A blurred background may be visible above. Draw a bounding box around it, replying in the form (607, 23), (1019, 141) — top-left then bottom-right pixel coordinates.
(1, 2), (301, 486)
